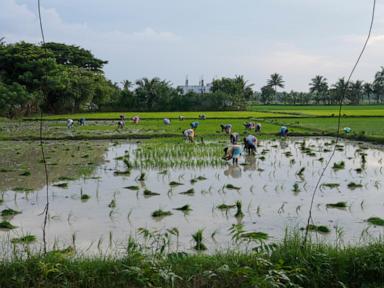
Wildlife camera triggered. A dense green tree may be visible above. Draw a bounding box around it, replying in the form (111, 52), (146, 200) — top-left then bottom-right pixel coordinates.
(373, 67), (384, 104)
(260, 85), (275, 104)
(347, 80), (363, 104)
(363, 82), (373, 104)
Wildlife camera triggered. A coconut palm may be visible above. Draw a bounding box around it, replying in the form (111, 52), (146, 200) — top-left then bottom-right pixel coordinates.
(373, 67), (384, 104)
(363, 83), (373, 104)
(331, 78), (349, 104)
(309, 75), (328, 104)
(267, 73), (284, 102)
(348, 80), (363, 104)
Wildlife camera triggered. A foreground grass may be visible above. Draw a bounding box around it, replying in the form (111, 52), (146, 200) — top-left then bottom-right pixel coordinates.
(1, 236), (384, 287)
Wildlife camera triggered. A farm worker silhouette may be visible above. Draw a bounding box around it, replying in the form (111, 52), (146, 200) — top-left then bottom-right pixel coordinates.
(243, 122), (255, 129)
(163, 118), (171, 125)
(179, 115), (185, 121)
(244, 134), (257, 154)
(255, 123), (262, 133)
(280, 126), (289, 137)
(190, 121), (199, 129)
(199, 114), (206, 120)
(183, 128), (195, 143)
(223, 143), (241, 164)
(119, 114), (125, 121)
(131, 116), (140, 124)
(230, 132), (240, 144)
(117, 120), (125, 129)
(221, 124), (232, 134)
(67, 119), (74, 129)
(78, 118), (85, 126)
(343, 127), (352, 134)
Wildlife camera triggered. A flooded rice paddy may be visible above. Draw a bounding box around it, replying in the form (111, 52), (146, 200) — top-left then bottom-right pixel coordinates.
(0, 138), (384, 254)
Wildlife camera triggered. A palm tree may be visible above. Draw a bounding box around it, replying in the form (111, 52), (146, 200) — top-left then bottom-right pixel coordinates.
(135, 77), (162, 109)
(363, 83), (373, 104)
(309, 75), (328, 104)
(332, 78), (349, 104)
(267, 73), (284, 102)
(373, 67), (384, 104)
(348, 80), (363, 104)
(121, 80), (132, 91)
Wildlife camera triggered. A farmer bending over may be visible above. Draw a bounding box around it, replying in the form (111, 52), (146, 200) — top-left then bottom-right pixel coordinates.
(163, 118), (171, 125)
(223, 143), (242, 164)
(117, 120), (125, 129)
(67, 119), (74, 129)
(78, 118), (85, 126)
(244, 134), (257, 154)
(131, 116), (140, 124)
(230, 132), (240, 144)
(179, 115), (185, 121)
(280, 126), (289, 137)
(221, 124), (232, 134)
(244, 122), (255, 130)
(199, 114), (206, 120)
(190, 121), (199, 129)
(255, 123), (262, 134)
(183, 128), (195, 143)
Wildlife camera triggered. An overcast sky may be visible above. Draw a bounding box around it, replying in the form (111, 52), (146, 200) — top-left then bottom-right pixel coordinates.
(1, 0), (384, 91)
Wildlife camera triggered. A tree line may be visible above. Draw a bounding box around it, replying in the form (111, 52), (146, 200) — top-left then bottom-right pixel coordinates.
(1, 41), (384, 118)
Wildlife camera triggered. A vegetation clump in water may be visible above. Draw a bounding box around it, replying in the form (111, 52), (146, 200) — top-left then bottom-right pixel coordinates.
(1, 209), (21, 217)
(192, 229), (207, 251)
(367, 217), (384, 226)
(11, 234), (36, 244)
(326, 202), (347, 209)
(151, 209), (172, 218)
(304, 224), (331, 234)
(347, 182), (363, 189)
(0, 220), (17, 230)
(225, 184), (241, 190)
(143, 189), (160, 196)
(332, 161), (345, 171)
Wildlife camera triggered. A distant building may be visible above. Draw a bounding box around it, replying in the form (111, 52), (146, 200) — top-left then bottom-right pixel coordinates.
(177, 77), (212, 95)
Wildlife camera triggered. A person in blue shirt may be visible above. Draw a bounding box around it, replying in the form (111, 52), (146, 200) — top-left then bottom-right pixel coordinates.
(244, 134), (257, 154)
(280, 126), (289, 137)
(190, 121), (199, 129)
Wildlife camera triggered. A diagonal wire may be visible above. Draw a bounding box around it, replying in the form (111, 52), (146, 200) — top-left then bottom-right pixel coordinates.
(303, 0), (377, 245)
(37, 0), (50, 254)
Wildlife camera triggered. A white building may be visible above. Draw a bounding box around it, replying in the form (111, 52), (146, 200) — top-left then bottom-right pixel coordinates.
(177, 78), (212, 95)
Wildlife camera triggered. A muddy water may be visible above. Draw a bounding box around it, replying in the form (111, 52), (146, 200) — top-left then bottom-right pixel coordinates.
(1, 138), (384, 254)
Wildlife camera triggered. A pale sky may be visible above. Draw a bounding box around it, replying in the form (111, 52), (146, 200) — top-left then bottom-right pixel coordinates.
(1, 0), (384, 91)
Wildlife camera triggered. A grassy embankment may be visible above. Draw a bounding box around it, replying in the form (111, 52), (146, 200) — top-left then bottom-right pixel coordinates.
(1, 235), (384, 288)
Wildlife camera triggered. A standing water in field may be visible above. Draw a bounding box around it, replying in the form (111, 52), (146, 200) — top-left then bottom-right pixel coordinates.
(0, 138), (383, 255)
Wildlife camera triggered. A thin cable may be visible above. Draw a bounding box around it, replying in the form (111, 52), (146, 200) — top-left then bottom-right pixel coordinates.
(303, 0), (376, 245)
(37, 0), (50, 254)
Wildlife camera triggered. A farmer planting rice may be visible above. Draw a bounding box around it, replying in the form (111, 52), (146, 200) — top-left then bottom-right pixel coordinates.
(244, 122), (256, 129)
(190, 121), (199, 129)
(244, 134), (257, 154)
(163, 118), (171, 125)
(78, 118), (85, 126)
(179, 115), (184, 121)
(131, 116), (140, 124)
(344, 127), (352, 134)
(117, 120), (125, 129)
(66, 119), (74, 129)
(280, 126), (289, 137)
(119, 114), (125, 121)
(199, 114), (206, 120)
(230, 132), (240, 144)
(221, 123), (232, 134)
(223, 142), (242, 164)
(183, 128), (195, 143)
(255, 123), (262, 134)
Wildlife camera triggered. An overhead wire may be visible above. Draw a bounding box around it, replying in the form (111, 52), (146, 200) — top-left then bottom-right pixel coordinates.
(303, 0), (377, 245)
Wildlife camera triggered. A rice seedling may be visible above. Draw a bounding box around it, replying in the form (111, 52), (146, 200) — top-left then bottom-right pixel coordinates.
(355, 168), (363, 173)
(326, 202), (347, 209)
(124, 185), (140, 191)
(53, 182), (68, 188)
(143, 189), (160, 196)
(235, 201), (244, 218)
(217, 203), (236, 210)
(367, 217), (384, 226)
(332, 161), (345, 171)
(241, 231), (269, 241)
(138, 172), (146, 181)
(322, 183), (340, 189)
(179, 188), (195, 195)
(0, 220), (17, 230)
(304, 224), (331, 234)
(292, 183), (300, 193)
(192, 229), (207, 251)
(1, 208), (21, 217)
(173, 204), (192, 212)
(11, 234), (36, 244)
(58, 176), (76, 181)
(347, 182), (363, 189)
(151, 209), (172, 218)
(296, 167), (305, 176)
(169, 181), (183, 187)
(108, 199), (116, 208)
(81, 194), (91, 201)
(19, 171), (31, 176)
(196, 176), (207, 180)
(225, 184), (241, 190)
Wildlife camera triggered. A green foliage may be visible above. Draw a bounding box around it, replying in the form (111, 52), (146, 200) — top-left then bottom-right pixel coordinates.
(151, 209), (172, 218)
(326, 202), (347, 209)
(367, 217), (384, 226)
(0, 220), (17, 229)
(192, 229), (207, 251)
(1, 208), (21, 217)
(11, 234), (36, 244)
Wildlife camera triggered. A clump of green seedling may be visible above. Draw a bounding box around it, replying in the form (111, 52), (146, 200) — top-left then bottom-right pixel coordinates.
(169, 181), (183, 187)
(235, 200), (244, 218)
(108, 199), (116, 208)
(347, 182), (363, 190)
(143, 189), (160, 196)
(54, 183), (68, 188)
(322, 183), (340, 189)
(20, 171), (31, 176)
(174, 205), (192, 212)
(217, 203), (236, 210)
(0, 221), (17, 230)
(332, 161), (345, 171)
(1, 209), (21, 217)
(11, 234), (36, 244)
(138, 172), (146, 181)
(304, 224), (331, 234)
(297, 167), (305, 176)
(367, 217), (384, 226)
(326, 202), (347, 209)
(225, 184), (241, 190)
(81, 194), (90, 201)
(125, 185), (140, 191)
(192, 229), (207, 251)
(151, 209), (172, 218)
(292, 183), (300, 193)
(179, 188), (194, 195)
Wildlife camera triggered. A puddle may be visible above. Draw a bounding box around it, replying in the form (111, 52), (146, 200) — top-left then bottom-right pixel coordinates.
(0, 138), (384, 255)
